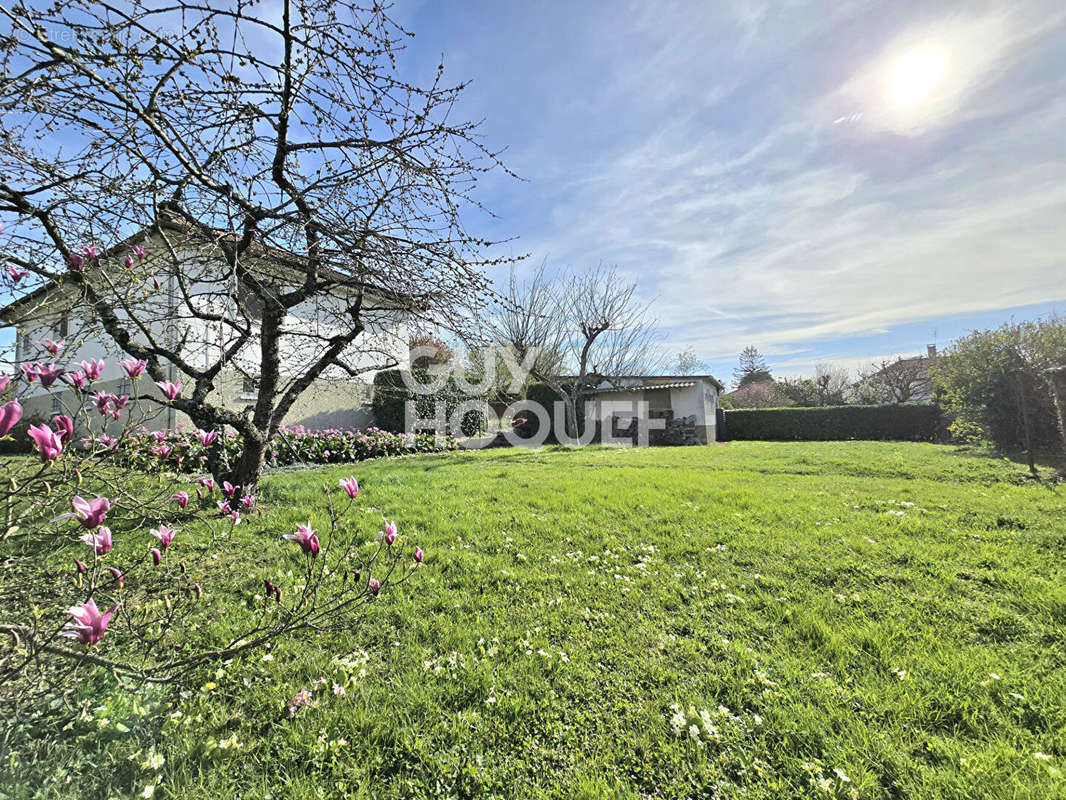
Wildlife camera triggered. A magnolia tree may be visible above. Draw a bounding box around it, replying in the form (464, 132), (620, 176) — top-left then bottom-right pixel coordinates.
(0, 0), (514, 492)
(0, 353), (423, 701)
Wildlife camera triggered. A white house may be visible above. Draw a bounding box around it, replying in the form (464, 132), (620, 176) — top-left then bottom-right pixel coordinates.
(587, 375), (723, 445)
(1, 222), (411, 432)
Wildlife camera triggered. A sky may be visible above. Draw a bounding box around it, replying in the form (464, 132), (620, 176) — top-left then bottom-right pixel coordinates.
(2, 1), (1063, 382)
(386, 0), (1066, 381)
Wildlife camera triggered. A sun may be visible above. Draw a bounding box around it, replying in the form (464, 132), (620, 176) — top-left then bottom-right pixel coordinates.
(887, 44), (949, 108)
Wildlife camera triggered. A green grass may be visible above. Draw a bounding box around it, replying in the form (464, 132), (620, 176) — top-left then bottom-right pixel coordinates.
(4, 442), (1066, 799)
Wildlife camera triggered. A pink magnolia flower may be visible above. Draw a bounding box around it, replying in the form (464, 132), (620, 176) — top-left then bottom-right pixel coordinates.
(44, 338), (65, 356)
(81, 244), (100, 260)
(153, 430), (167, 443)
(79, 359), (104, 381)
(368, 577), (381, 596)
(66, 370), (87, 391)
(150, 525), (175, 549)
(150, 547), (162, 565)
(339, 476), (359, 499)
(216, 500), (231, 514)
(222, 481), (236, 497)
(93, 391), (116, 416)
(230, 510), (241, 525)
(240, 494), (255, 509)
(80, 526), (113, 555)
(199, 477), (216, 492)
(19, 362), (39, 383)
(62, 598), (118, 646)
(67, 252), (84, 270)
(6, 264), (29, 283)
(171, 491), (190, 509)
(284, 522), (320, 557)
(133, 245), (149, 260)
(37, 363), (64, 388)
(66, 495), (111, 529)
(98, 434), (118, 451)
(123, 254), (135, 269)
(108, 566), (125, 586)
(121, 358), (147, 378)
(150, 443), (174, 458)
(380, 520), (398, 546)
(28, 422), (63, 461)
(414, 546), (424, 563)
(52, 414), (74, 444)
(0, 398), (22, 436)
(156, 380), (180, 400)
(196, 429), (217, 447)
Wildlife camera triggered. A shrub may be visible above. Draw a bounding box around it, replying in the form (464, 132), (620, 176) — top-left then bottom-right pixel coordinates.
(725, 404), (942, 442)
(371, 369), (484, 434)
(112, 425), (457, 474)
(1, 355), (425, 698)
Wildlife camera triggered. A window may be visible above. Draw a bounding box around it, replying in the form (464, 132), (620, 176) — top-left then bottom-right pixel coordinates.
(118, 378), (131, 396)
(57, 315), (69, 338)
(52, 396), (62, 414)
(241, 375), (259, 397)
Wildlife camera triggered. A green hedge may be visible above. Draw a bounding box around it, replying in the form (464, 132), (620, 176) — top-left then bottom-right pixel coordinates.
(372, 369), (486, 435)
(724, 404), (942, 442)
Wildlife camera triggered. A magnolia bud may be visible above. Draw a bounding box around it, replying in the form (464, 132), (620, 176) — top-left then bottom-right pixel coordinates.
(74, 558), (87, 574)
(75, 469), (83, 486)
(179, 560), (186, 574)
(192, 583), (202, 599)
(274, 585), (282, 603)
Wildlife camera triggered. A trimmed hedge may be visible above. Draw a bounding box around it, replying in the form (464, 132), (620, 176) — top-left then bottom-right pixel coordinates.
(372, 369), (486, 435)
(724, 404), (942, 442)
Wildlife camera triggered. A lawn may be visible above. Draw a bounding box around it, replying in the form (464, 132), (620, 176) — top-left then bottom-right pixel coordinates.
(4, 442), (1065, 799)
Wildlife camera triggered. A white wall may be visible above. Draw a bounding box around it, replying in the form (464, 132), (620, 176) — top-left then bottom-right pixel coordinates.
(13, 237), (410, 400)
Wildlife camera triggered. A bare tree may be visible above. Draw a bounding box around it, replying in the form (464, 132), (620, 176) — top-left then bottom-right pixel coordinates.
(674, 346), (707, 376)
(857, 357), (931, 404)
(814, 363), (851, 405)
(0, 0), (513, 491)
(495, 262), (660, 437)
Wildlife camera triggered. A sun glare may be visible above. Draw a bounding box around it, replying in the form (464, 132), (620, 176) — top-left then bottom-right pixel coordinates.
(887, 44), (948, 108)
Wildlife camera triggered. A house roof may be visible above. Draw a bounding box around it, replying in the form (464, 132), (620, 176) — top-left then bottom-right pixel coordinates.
(588, 374), (724, 392)
(0, 213), (414, 322)
(591, 380), (698, 393)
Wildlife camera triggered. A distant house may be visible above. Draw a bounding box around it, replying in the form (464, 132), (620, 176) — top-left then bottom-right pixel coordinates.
(863, 345), (938, 404)
(1, 219), (411, 432)
(586, 375), (724, 445)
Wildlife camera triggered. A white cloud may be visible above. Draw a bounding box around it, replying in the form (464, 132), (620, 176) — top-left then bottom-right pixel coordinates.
(508, 2), (1066, 369)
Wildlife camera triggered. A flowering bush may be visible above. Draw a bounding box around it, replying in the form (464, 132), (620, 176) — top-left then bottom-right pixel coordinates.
(0, 336), (425, 695)
(111, 424), (458, 474)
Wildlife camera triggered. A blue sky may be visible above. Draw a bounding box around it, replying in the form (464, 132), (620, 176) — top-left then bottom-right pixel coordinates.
(3, 1), (1063, 382)
(387, 0), (1066, 380)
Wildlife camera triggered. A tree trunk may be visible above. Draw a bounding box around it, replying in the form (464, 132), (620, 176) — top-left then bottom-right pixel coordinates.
(1015, 374), (1037, 477)
(223, 434), (268, 495)
(1044, 365), (1066, 475)
(564, 391), (579, 440)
